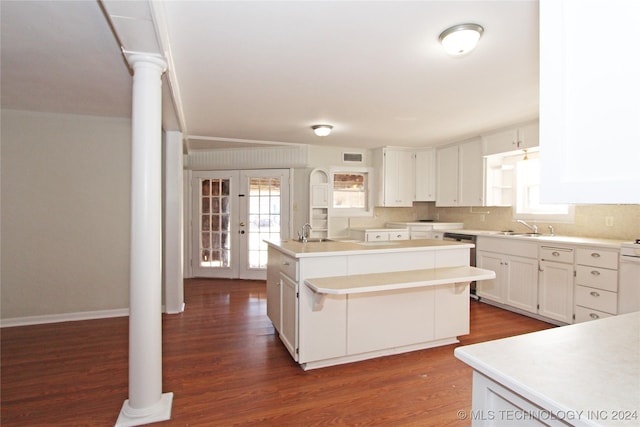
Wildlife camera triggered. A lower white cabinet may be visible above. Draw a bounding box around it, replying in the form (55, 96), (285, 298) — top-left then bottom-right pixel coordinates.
(349, 228), (409, 242)
(538, 260), (574, 323)
(280, 273), (298, 358)
(476, 237), (538, 314)
(476, 251), (538, 313)
(538, 245), (575, 324)
(266, 249), (282, 332)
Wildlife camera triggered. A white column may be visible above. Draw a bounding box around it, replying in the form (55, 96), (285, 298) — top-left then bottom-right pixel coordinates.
(163, 130), (184, 314)
(116, 54), (173, 427)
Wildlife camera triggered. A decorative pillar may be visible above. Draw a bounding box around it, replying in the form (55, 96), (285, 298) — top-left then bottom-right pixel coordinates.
(116, 54), (173, 427)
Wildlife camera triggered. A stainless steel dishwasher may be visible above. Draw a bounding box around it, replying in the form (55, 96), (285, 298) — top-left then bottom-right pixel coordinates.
(443, 232), (478, 300)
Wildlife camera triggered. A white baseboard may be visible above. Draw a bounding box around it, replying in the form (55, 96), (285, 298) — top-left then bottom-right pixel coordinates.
(0, 308), (130, 328)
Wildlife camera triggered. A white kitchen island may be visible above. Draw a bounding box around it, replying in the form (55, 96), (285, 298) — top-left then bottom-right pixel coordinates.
(455, 312), (640, 426)
(265, 238), (495, 370)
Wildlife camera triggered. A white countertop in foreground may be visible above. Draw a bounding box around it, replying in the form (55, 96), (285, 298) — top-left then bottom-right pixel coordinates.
(265, 238), (472, 258)
(455, 312), (640, 426)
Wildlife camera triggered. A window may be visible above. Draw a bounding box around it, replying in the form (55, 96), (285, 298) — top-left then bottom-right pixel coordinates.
(513, 152), (574, 222)
(330, 167), (373, 217)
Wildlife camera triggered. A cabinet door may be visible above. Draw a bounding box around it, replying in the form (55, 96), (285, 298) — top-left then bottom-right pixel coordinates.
(518, 121), (539, 151)
(483, 127), (518, 156)
(280, 273), (298, 360)
(458, 138), (484, 206)
(436, 144), (459, 206)
(383, 149), (414, 207)
(311, 184), (328, 207)
(476, 251), (505, 303)
(266, 248), (281, 331)
(504, 255), (538, 314)
(538, 260), (574, 324)
(414, 149), (436, 201)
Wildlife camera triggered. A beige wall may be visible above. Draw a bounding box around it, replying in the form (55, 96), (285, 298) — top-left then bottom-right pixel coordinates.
(433, 205), (640, 241)
(350, 202), (639, 241)
(1, 110), (131, 321)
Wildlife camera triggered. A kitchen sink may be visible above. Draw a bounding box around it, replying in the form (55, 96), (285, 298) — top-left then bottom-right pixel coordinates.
(497, 231), (542, 237)
(302, 238), (334, 243)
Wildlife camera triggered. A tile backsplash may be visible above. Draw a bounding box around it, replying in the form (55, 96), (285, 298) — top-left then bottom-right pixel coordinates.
(348, 203), (640, 241)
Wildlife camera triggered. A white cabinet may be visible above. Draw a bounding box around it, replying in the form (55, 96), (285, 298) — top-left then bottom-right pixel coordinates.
(373, 147), (415, 207)
(436, 138), (484, 207)
(538, 245), (574, 324)
(482, 120), (539, 156)
(280, 273), (298, 358)
(476, 237), (538, 314)
(574, 247), (619, 323)
(539, 0), (640, 204)
(349, 228), (409, 242)
(266, 248), (282, 332)
(435, 144), (458, 206)
(309, 168), (329, 239)
(414, 148), (436, 201)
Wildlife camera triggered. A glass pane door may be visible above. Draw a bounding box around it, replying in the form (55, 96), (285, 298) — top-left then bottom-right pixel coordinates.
(239, 170), (290, 280)
(192, 171), (239, 278)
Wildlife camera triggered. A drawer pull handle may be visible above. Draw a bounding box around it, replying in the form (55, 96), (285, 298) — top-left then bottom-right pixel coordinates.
(590, 313), (600, 319)
(282, 261), (290, 266)
(552, 251), (560, 257)
(591, 253), (601, 258)
(590, 270), (601, 276)
(590, 291), (600, 297)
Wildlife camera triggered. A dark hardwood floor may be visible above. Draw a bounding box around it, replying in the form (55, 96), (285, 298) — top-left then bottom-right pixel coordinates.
(1, 279), (553, 426)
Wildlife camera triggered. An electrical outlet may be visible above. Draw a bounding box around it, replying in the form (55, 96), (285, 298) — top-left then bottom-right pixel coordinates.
(480, 215), (485, 222)
(605, 216), (614, 227)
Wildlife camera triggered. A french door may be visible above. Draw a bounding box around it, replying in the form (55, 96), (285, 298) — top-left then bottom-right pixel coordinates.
(191, 169), (289, 280)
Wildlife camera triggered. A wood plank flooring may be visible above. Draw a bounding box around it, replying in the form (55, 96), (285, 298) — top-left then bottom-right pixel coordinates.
(1, 279), (553, 426)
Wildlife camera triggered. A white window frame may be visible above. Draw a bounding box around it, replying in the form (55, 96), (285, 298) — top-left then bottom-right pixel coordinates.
(512, 152), (575, 223)
(329, 166), (374, 217)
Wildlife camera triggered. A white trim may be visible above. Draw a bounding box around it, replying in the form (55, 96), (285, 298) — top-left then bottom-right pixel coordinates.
(0, 308), (130, 328)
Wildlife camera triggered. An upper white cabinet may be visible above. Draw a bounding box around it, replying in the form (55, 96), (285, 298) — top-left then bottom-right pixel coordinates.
(436, 138), (484, 207)
(482, 120), (539, 156)
(373, 147), (415, 207)
(539, 0), (640, 204)
(414, 148), (436, 201)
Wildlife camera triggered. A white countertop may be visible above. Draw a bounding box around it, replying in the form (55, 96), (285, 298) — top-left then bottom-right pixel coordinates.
(265, 238), (472, 258)
(304, 266), (496, 295)
(455, 312), (640, 426)
(445, 229), (627, 249)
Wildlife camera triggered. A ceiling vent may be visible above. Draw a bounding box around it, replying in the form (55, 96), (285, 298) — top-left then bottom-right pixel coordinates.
(343, 152), (364, 163)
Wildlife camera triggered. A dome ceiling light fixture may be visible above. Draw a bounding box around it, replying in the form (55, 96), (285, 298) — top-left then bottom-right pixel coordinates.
(438, 23), (484, 56)
(312, 124), (333, 137)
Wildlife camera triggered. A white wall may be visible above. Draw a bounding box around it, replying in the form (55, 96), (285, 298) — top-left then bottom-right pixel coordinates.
(1, 110), (131, 322)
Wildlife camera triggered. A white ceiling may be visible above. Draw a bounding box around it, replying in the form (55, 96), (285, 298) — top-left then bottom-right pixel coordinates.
(1, 0), (540, 151)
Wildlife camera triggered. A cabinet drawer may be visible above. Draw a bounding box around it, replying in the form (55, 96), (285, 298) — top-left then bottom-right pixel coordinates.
(539, 245), (574, 264)
(575, 285), (618, 314)
(574, 305), (615, 323)
(280, 254), (298, 281)
(575, 265), (618, 292)
(576, 248), (618, 269)
(366, 231), (389, 241)
(388, 230), (410, 240)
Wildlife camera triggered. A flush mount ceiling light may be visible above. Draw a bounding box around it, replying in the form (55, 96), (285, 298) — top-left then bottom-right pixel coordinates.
(439, 23), (484, 56)
(312, 124), (333, 137)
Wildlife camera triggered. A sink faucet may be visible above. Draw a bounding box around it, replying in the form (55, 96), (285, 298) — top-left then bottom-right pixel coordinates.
(298, 223), (312, 242)
(516, 219), (538, 234)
